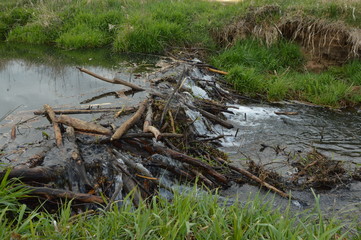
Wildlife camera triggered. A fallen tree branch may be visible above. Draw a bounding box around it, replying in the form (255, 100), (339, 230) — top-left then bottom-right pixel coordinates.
(77, 67), (145, 91)
(217, 158), (290, 199)
(25, 186), (104, 204)
(143, 102), (161, 140)
(57, 115), (112, 136)
(1, 166), (64, 183)
(111, 100), (148, 141)
(44, 104), (63, 147)
(146, 144), (228, 184)
(34, 107), (137, 115)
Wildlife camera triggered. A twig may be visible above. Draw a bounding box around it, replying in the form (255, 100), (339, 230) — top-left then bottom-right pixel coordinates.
(160, 67), (188, 126)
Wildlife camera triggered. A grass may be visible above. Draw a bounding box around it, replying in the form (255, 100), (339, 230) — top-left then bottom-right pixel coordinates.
(211, 39), (361, 106)
(0, 173), (359, 239)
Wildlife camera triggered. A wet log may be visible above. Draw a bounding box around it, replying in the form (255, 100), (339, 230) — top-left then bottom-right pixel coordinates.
(216, 158), (290, 199)
(44, 104), (63, 147)
(143, 103), (161, 140)
(113, 149), (171, 192)
(146, 162), (195, 181)
(77, 67), (145, 91)
(147, 144), (228, 184)
(34, 106), (137, 115)
(112, 158), (143, 207)
(1, 166), (64, 183)
(66, 127), (93, 192)
(111, 100), (148, 141)
(57, 115), (112, 136)
(25, 186), (104, 204)
(185, 103), (233, 129)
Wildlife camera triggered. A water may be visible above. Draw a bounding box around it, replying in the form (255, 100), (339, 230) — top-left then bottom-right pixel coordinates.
(0, 43), (157, 119)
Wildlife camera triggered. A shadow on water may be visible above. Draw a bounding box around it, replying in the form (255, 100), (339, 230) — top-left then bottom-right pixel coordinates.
(0, 43), (159, 118)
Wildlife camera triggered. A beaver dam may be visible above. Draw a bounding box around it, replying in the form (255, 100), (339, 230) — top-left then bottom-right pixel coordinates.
(1, 55), (361, 215)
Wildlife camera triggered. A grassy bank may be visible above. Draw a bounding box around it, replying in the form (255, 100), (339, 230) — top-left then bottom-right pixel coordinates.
(1, 0), (361, 107)
(0, 173), (359, 239)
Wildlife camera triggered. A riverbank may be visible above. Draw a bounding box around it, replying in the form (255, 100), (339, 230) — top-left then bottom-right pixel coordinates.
(1, 0), (361, 107)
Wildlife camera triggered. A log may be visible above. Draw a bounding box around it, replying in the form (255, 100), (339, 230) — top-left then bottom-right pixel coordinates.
(44, 104), (63, 147)
(113, 149), (172, 192)
(143, 103), (161, 140)
(111, 100), (148, 141)
(147, 144), (228, 184)
(25, 186), (104, 204)
(216, 158), (290, 199)
(1, 166), (64, 183)
(146, 162), (195, 181)
(66, 127), (93, 192)
(77, 67), (145, 91)
(34, 107), (137, 115)
(57, 115), (112, 136)
(112, 158), (143, 207)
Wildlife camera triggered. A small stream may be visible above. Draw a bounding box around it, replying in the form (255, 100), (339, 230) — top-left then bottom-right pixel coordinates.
(1, 44), (360, 218)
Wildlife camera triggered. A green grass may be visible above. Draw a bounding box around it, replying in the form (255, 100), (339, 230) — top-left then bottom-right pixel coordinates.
(211, 38), (361, 106)
(0, 175), (358, 240)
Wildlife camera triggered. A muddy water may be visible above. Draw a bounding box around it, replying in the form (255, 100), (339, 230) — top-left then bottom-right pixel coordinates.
(0, 43), (156, 119)
(219, 103), (361, 165)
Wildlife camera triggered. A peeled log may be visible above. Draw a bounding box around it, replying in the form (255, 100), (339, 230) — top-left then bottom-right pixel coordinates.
(143, 103), (161, 140)
(57, 115), (112, 136)
(44, 104), (63, 147)
(111, 100), (148, 141)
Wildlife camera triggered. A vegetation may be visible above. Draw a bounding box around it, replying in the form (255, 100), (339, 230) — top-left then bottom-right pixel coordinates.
(211, 39), (361, 106)
(1, 1), (361, 237)
(0, 173), (359, 239)
(0, 0), (360, 107)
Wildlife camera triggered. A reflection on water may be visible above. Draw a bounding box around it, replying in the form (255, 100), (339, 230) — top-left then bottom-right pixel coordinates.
(0, 43), (157, 118)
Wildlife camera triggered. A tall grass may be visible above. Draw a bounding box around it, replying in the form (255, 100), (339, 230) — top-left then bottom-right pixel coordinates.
(0, 181), (358, 239)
